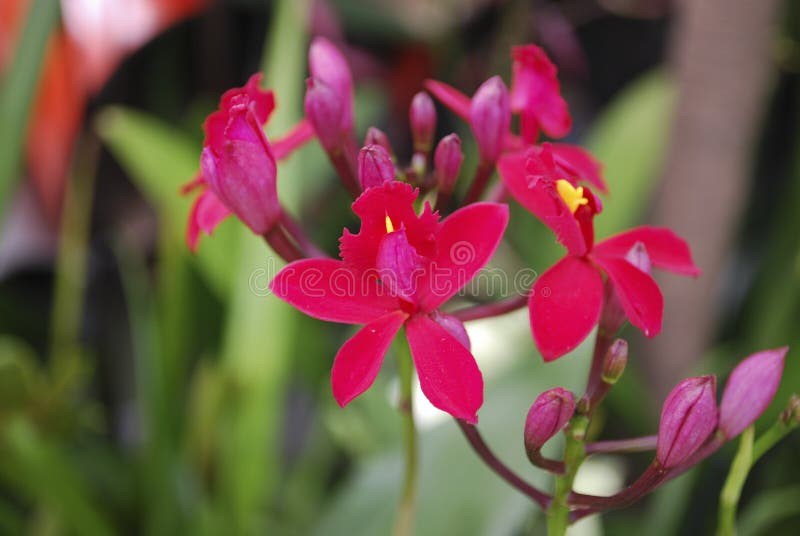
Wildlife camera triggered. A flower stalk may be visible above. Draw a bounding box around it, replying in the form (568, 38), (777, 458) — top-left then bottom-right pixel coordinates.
(393, 335), (418, 536)
(546, 414), (588, 536)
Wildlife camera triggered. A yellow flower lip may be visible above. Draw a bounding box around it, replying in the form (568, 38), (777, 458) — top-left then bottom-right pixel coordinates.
(385, 214), (395, 233)
(555, 179), (589, 215)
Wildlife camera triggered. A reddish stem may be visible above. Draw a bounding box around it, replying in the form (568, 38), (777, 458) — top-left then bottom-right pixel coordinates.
(456, 420), (551, 510)
(584, 435), (658, 455)
(463, 160), (495, 205)
(262, 225), (303, 262)
(451, 294), (528, 322)
(279, 212), (329, 258)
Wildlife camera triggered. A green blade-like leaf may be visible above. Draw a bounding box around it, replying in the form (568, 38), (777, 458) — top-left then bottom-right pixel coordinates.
(0, 0), (61, 217)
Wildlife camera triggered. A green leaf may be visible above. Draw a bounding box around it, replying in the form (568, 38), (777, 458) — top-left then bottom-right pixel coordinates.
(95, 106), (239, 297)
(0, 0), (60, 217)
(0, 418), (115, 536)
(587, 70), (676, 238)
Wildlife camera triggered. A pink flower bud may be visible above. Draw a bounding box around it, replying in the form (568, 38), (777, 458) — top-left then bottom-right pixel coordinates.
(434, 133), (463, 194)
(601, 339), (628, 385)
(469, 76), (510, 163)
(410, 91), (436, 152)
(200, 77), (280, 235)
(524, 387), (575, 452)
(364, 127), (393, 154)
(308, 36), (354, 131)
(719, 347), (788, 438)
(656, 375), (717, 469)
(304, 77), (344, 151)
(358, 144), (395, 190)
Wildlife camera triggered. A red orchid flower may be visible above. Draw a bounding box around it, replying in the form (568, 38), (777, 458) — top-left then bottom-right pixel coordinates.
(186, 74), (314, 250)
(270, 181), (509, 423)
(424, 43), (607, 194)
(498, 144), (700, 361)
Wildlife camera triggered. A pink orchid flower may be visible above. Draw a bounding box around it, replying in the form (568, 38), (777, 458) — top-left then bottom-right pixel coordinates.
(424, 44), (607, 193)
(499, 144), (700, 361)
(186, 74), (314, 251)
(270, 181), (509, 423)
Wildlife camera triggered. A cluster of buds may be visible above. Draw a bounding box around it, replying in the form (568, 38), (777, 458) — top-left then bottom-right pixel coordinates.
(183, 34), (794, 531)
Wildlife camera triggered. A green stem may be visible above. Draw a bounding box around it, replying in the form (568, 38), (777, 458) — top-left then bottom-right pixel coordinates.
(393, 335), (417, 536)
(547, 415), (588, 536)
(752, 415), (799, 462)
(717, 426), (754, 536)
(49, 135), (99, 380)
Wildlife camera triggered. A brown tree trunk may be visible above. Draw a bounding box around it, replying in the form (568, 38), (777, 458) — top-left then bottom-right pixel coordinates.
(645, 0), (780, 398)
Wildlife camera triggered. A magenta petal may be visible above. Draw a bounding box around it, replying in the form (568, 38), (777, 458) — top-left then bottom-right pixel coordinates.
(186, 189), (231, 252)
(406, 314), (483, 423)
(430, 311), (471, 350)
(424, 79), (471, 121)
(657, 375), (718, 469)
(530, 256), (604, 361)
(270, 259), (398, 324)
(719, 347), (788, 438)
(272, 118), (315, 160)
(549, 143), (608, 194)
(331, 310), (408, 407)
(419, 202), (509, 311)
(593, 255), (664, 338)
(593, 226), (701, 276)
(498, 148), (586, 256)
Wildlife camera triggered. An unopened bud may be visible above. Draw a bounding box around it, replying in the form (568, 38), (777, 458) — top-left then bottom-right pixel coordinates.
(364, 127), (393, 155)
(308, 36), (354, 131)
(434, 133), (463, 194)
(781, 394), (800, 425)
(469, 76), (510, 163)
(358, 144), (395, 190)
(719, 347), (788, 438)
(304, 77), (344, 151)
(601, 339), (628, 385)
(410, 91), (436, 152)
(524, 387), (575, 454)
(656, 375), (717, 469)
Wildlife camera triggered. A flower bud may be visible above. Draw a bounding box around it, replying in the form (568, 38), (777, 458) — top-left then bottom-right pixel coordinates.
(434, 133), (463, 194)
(469, 75), (510, 163)
(601, 339), (628, 385)
(410, 91), (436, 152)
(656, 375), (717, 469)
(308, 36), (354, 131)
(719, 347), (788, 438)
(524, 387), (575, 453)
(304, 77), (344, 151)
(781, 394), (800, 425)
(364, 127), (393, 155)
(358, 144), (395, 190)
(200, 78), (280, 236)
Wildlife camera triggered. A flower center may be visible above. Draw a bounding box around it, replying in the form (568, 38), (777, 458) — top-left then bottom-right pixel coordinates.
(385, 214), (395, 233)
(555, 179), (588, 214)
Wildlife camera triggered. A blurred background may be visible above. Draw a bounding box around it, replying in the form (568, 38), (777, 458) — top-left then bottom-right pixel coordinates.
(0, 0), (799, 534)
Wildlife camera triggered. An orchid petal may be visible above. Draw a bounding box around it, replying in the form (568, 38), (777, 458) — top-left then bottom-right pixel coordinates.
(406, 314), (483, 423)
(593, 226), (701, 276)
(270, 259), (398, 324)
(593, 255), (664, 337)
(530, 256), (604, 361)
(331, 310), (408, 407)
(419, 202), (509, 311)
(424, 79), (471, 120)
